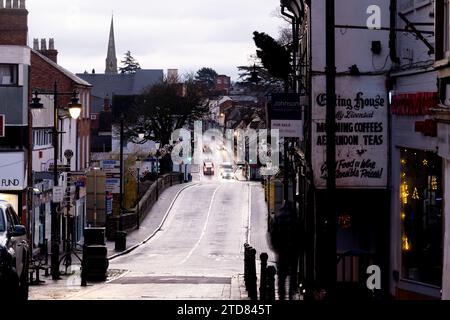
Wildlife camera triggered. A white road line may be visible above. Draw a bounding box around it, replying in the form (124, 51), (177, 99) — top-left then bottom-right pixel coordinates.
(178, 184), (222, 265)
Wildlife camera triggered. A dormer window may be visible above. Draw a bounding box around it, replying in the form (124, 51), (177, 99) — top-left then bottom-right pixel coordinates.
(0, 64), (18, 86)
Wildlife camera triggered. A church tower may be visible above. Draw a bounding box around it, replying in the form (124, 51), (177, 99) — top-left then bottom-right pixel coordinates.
(105, 16), (118, 74)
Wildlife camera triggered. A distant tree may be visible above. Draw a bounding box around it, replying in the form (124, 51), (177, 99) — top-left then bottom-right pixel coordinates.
(253, 31), (292, 92)
(118, 77), (209, 173)
(195, 67), (218, 90)
(119, 51), (141, 74)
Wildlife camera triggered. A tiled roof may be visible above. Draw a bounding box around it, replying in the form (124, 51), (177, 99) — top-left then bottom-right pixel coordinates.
(77, 69), (164, 99)
(31, 50), (92, 87)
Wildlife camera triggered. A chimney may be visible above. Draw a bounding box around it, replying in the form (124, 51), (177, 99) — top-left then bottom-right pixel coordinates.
(38, 38), (58, 63)
(40, 38), (46, 50)
(0, 0), (28, 46)
(104, 95), (111, 112)
(32, 38), (38, 50)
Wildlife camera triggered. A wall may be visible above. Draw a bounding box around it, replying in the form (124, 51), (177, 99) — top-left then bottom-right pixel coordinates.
(311, 0), (391, 73)
(0, 45), (30, 126)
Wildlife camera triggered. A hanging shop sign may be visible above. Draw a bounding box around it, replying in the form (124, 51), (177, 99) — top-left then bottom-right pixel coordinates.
(267, 93), (303, 139)
(312, 75), (388, 189)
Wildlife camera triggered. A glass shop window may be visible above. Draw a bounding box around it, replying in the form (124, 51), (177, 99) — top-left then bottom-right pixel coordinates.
(0, 64), (18, 86)
(400, 148), (443, 287)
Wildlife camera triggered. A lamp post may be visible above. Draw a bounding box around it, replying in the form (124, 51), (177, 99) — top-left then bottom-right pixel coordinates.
(135, 157), (142, 229)
(30, 81), (82, 280)
(155, 143), (161, 200)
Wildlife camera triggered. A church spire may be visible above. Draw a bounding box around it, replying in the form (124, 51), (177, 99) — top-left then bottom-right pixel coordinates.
(105, 15), (118, 74)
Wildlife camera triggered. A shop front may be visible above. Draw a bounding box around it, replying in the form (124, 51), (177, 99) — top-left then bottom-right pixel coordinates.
(390, 91), (444, 299)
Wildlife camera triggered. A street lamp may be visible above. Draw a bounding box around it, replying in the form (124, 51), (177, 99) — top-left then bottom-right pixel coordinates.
(30, 81), (83, 280)
(135, 157), (142, 229)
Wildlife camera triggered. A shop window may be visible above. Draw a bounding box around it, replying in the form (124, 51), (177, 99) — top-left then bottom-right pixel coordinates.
(400, 148), (443, 287)
(0, 64), (18, 86)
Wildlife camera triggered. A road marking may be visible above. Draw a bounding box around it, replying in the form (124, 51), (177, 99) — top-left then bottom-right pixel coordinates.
(109, 183), (198, 261)
(178, 184), (222, 265)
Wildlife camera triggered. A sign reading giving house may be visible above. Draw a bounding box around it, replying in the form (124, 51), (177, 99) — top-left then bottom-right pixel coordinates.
(267, 93), (303, 139)
(312, 76), (388, 189)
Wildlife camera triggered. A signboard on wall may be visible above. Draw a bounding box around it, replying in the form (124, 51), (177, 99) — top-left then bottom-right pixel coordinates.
(0, 152), (27, 190)
(267, 93), (303, 139)
(0, 114), (5, 138)
(312, 76), (388, 189)
(100, 160), (121, 194)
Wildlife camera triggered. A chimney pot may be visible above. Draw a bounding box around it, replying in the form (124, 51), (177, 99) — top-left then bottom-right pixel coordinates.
(33, 38), (39, 50)
(12, 0), (18, 8)
(49, 38), (54, 50)
(40, 39), (47, 51)
(19, 0), (25, 9)
(5, 0), (11, 9)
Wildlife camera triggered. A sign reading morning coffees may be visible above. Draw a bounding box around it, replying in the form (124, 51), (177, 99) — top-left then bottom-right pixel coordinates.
(312, 76), (388, 189)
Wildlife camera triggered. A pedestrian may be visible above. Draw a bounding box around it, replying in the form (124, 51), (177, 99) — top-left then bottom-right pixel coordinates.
(269, 200), (300, 300)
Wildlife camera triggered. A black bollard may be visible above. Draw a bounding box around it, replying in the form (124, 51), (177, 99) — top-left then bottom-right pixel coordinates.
(244, 244), (250, 291)
(266, 266), (276, 300)
(81, 245), (87, 287)
(249, 248), (258, 300)
(259, 253), (268, 300)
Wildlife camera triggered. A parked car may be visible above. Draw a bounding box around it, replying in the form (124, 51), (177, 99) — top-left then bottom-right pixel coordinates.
(0, 200), (30, 301)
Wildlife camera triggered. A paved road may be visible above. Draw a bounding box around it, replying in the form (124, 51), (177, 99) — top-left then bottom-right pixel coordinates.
(45, 179), (271, 300)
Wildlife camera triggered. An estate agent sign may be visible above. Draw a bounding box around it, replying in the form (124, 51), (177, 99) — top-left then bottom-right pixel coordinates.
(312, 75), (388, 189)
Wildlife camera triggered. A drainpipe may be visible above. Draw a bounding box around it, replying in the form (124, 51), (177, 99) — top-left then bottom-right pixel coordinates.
(389, 0), (400, 64)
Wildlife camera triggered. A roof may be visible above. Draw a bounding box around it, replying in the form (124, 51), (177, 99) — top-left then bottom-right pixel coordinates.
(31, 50), (92, 87)
(77, 69), (164, 99)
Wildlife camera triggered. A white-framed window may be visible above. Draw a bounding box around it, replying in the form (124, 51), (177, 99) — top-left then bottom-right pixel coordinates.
(0, 64), (18, 86)
(33, 129), (53, 149)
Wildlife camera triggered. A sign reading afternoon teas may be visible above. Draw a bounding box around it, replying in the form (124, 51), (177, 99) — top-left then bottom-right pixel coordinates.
(312, 76), (388, 189)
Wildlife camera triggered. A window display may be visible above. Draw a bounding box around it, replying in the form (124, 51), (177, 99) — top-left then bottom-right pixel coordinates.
(400, 149), (443, 286)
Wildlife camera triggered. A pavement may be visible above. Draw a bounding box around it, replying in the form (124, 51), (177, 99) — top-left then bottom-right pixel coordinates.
(29, 175), (282, 300)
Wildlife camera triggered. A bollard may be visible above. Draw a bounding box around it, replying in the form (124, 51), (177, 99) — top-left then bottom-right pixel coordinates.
(248, 248), (258, 300)
(259, 253), (268, 301)
(80, 245), (87, 287)
(244, 243), (250, 291)
(266, 266), (276, 300)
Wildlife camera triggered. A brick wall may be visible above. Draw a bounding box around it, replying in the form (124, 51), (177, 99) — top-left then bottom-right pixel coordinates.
(30, 51), (92, 170)
(0, 8), (28, 46)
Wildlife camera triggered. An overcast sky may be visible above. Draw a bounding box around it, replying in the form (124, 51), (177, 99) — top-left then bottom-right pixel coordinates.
(27, 0), (283, 81)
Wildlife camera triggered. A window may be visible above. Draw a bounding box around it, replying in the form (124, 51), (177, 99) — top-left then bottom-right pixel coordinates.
(0, 64), (18, 86)
(33, 129), (53, 149)
(436, 0), (450, 61)
(400, 149), (443, 286)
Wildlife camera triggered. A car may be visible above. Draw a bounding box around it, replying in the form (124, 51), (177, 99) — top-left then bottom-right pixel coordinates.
(222, 168), (235, 180)
(220, 163), (234, 179)
(203, 161), (215, 175)
(0, 200), (30, 301)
